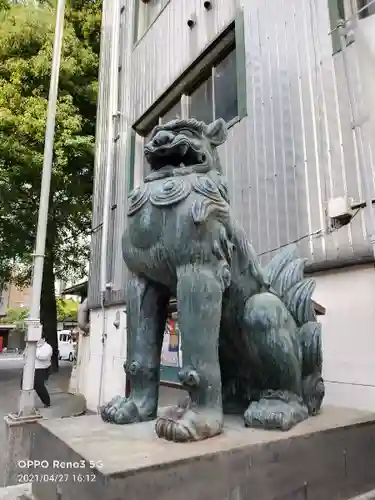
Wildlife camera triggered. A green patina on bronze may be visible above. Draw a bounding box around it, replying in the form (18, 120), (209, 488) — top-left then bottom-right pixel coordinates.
(100, 118), (324, 442)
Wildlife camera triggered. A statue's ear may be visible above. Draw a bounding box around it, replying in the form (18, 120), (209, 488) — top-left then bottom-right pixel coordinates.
(206, 118), (228, 146)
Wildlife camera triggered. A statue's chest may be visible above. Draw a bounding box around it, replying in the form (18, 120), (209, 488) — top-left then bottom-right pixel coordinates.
(127, 177), (193, 215)
(131, 203), (163, 248)
(126, 174), (227, 248)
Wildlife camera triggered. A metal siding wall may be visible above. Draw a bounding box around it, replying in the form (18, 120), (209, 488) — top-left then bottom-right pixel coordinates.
(336, 29), (375, 259)
(111, 0), (136, 299)
(226, 0), (372, 264)
(88, 0), (113, 307)
(131, 0), (237, 122)
(91, 0), (113, 230)
(89, 0), (135, 307)
(89, 0), (375, 308)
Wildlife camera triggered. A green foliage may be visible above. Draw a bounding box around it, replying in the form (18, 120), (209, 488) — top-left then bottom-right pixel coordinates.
(0, 307), (29, 333)
(0, 0), (102, 284)
(0, 1), (101, 366)
(0, 0), (9, 12)
(56, 297), (78, 321)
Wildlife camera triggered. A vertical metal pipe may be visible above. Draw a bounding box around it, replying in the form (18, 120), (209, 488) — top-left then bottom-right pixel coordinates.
(338, 20), (375, 259)
(18, 0), (66, 416)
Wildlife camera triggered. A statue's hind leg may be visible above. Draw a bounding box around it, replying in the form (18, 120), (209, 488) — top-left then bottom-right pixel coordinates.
(243, 292), (309, 431)
(101, 273), (169, 424)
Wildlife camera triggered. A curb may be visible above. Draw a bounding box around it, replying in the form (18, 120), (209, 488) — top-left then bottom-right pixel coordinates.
(349, 493), (375, 500)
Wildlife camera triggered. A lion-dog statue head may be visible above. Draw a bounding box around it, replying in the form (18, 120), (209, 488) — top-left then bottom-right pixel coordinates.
(143, 118), (228, 182)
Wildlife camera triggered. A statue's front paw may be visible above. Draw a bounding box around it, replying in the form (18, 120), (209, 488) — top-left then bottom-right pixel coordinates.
(155, 402), (223, 442)
(100, 395), (141, 425)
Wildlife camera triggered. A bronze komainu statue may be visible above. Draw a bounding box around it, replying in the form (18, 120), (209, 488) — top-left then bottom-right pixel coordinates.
(101, 118), (324, 442)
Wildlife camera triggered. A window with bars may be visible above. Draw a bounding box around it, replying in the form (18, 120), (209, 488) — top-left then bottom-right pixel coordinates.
(188, 48), (238, 125)
(356, 0), (375, 18)
(328, 0), (346, 53)
(329, 0), (375, 53)
(131, 13), (246, 180)
(139, 44), (241, 179)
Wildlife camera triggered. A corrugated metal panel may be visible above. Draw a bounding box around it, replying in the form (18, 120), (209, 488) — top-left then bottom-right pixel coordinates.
(110, 0), (136, 299)
(88, 0), (112, 307)
(231, 0), (372, 264)
(89, 0), (375, 308)
(91, 0), (114, 229)
(131, 0), (237, 122)
(88, 227), (102, 307)
(89, 0), (135, 307)
(341, 16), (375, 258)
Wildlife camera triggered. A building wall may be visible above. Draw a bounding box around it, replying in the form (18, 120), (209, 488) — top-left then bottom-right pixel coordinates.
(77, 308), (127, 412)
(6, 329), (25, 351)
(88, 0), (375, 309)
(88, 0), (136, 307)
(0, 283), (32, 315)
(83, 0), (375, 411)
(314, 264), (375, 411)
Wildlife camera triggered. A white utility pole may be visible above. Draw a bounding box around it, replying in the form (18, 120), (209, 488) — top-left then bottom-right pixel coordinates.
(18, 0), (66, 416)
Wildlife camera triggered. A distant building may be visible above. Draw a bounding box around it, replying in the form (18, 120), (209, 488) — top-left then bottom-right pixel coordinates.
(0, 283), (31, 316)
(0, 283), (31, 351)
(75, 0), (375, 413)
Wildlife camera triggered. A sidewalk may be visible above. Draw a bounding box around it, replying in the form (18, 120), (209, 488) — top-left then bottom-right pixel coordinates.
(0, 362), (86, 491)
(0, 484), (33, 500)
(37, 390), (86, 418)
(20, 366), (85, 418)
(350, 492), (375, 500)
(0, 354), (24, 361)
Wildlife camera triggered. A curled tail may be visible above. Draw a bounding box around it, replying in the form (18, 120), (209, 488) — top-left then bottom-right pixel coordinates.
(263, 244), (316, 327)
(264, 245), (324, 414)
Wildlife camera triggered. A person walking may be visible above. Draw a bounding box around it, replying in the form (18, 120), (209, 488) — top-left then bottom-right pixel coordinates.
(22, 335), (52, 407)
(35, 336), (52, 407)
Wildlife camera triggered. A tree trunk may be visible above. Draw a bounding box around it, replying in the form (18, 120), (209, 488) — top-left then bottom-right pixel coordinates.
(40, 224), (59, 372)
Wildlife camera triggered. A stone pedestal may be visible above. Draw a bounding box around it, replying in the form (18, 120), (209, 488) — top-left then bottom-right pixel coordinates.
(2, 414), (43, 487)
(67, 366), (78, 395)
(29, 406), (375, 500)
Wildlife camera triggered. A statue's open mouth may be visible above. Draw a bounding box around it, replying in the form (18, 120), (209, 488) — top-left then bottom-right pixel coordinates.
(144, 140), (206, 171)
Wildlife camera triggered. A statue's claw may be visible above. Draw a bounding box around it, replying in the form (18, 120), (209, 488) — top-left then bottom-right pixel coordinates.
(244, 390), (309, 431)
(155, 417), (194, 442)
(155, 400), (223, 442)
(100, 396), (141, 425)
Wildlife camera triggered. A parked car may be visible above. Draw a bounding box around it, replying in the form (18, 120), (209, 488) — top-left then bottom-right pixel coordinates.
(58, 330), (75, 362)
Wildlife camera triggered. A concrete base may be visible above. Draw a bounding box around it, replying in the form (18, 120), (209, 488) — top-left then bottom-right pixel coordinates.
(29, 405), (375, 500)
(2, 393), (86, 488)
(1, 414), (43, 488)
(67, 366), (78, 395)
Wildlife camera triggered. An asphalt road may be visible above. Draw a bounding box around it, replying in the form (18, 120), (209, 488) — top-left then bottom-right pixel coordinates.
(0, 356), (72, 487)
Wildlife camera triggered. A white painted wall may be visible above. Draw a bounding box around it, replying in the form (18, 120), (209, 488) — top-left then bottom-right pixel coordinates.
(314, 264), (375, 411)
(78, 265), (375, 413)
(76, 307), (127, 412)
